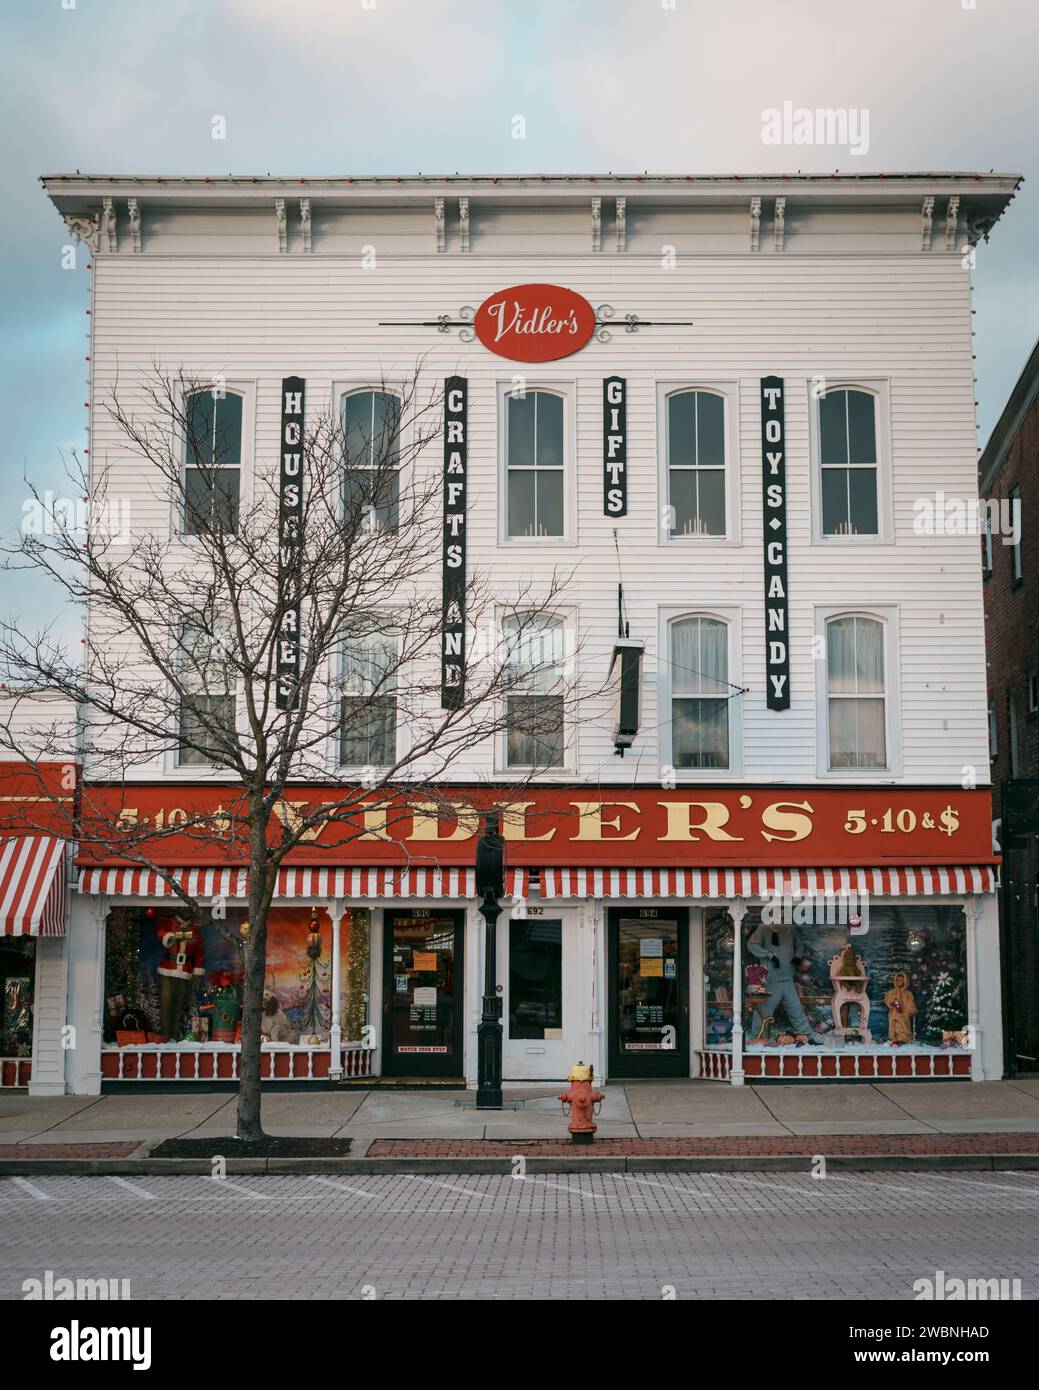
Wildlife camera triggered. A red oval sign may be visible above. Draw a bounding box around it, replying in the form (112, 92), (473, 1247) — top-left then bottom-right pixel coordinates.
(473, 283), (596, 362)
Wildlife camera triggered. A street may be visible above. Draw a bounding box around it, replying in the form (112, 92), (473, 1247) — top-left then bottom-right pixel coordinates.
(2, 1169), (1036, 1300)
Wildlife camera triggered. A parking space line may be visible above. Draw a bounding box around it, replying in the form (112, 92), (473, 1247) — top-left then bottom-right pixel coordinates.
(309, 1175), (380, 1200)
(10, 1177), (51, 1201)
(106, 1176), (156, 1200)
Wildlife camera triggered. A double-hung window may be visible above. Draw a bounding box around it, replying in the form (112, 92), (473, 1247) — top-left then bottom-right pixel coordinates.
(183, 390), (242, 535)
(343, 390), (401, 532)
(176, 619), (236, 767)
(504, 613), (566, 768)
(825, 614), (887, 769)
(506, 390), (565, 538)
(818, 388), (880, 537)
(669, 615), (731, 768)
(666, 390), (726, 537)
(338, 620), (398, 767)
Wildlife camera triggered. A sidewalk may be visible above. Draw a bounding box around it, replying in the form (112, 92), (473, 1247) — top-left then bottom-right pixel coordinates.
(2, 1079), (1039, 1172)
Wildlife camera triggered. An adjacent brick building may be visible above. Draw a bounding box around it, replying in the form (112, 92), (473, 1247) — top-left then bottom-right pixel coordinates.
(981, 335), (1039, 1074)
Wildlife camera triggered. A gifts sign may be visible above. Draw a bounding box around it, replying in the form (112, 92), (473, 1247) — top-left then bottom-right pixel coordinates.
(277, 376), (304, 711)
(761, 375), (789, 710)
(441, 376), (468, 707)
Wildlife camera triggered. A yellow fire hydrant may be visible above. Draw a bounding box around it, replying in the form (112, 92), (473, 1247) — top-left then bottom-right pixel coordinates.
(559, 1061), (604, 1144)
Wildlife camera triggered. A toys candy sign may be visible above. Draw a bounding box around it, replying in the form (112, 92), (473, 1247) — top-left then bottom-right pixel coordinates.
(474, 283), (596, 362)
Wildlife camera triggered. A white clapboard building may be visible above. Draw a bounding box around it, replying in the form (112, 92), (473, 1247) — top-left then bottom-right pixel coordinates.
(15, 172), (1016, 1094)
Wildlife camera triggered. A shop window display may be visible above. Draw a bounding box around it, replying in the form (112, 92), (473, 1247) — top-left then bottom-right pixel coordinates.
(103, 904), (363, 1046)
(703, 904), (968, 1049)
(1, 938), (35, 1058)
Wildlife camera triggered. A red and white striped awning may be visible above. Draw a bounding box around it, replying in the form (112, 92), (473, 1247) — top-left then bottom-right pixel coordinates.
(539, 865), (997, 898)
(1, 837), (68, 936)
(78, 864), (496, 900)
(76, 863), (994, 901)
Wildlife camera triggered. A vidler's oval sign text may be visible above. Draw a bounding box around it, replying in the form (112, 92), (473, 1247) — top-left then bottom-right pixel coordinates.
(474, 283), (596, 362)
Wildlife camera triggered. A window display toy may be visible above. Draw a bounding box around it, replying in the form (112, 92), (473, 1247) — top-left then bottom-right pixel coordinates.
(828, 946), (872, 1044)
(883, 970), (917, 1044)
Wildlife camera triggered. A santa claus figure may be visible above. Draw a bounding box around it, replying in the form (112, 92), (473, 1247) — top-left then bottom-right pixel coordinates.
(156, 915), (205, 1041)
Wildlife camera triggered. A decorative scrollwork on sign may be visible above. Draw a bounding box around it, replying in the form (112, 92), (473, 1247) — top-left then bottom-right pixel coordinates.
(458, 305), (476, 343)
(595, 303), (616, 342)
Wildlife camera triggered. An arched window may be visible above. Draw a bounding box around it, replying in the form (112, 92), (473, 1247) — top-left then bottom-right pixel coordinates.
(826, 614), (886, 768)
(183, 390), (242, 535)
(670, 615), (729, 768)
(506, 390), (565, 538)
(666, 390), (725, 537)
(504, 613), (566, 767)
(342, 390), (401, 532)
(819, 388), (878, 536)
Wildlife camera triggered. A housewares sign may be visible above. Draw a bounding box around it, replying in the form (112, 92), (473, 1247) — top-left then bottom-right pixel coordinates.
(277, 376), (304, 711)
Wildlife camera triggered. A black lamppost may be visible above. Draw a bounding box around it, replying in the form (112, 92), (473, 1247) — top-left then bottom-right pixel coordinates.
(475, 811), (504, 1109)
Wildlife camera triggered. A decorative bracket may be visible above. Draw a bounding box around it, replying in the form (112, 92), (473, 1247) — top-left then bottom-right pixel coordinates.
(379, 304), (693, 343)
(275, 198), (287, 253)
(127, 198), (141, 252)
(300, 198), (312, 253)
(591, 196), (602, 252)
(64, 213), (100, 254)
(434, 196), (445, 252)
(458, 197), (470, 253)
(101, 197), (117, 253)
(750, 197), (762, 253)
(616, 196), (627, 252)
(945, 195), (960, 252)
(921, 195), (935, 252)
(773, 196), (786, 253)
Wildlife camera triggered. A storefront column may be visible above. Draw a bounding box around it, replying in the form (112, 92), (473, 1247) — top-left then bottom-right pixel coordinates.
(328, 900), (343, 1078)
(967, 893), (1004, 1080)
(728, 898), (747, 1086)
(66, 894), (106, 1095)
(28, 934), (70, 1095)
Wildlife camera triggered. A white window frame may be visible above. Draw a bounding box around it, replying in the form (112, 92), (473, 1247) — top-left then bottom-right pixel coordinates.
(175, 379), (256, 541)
(1028, 671), (1038, 717)
(495, 605), (577, 776)
(656, 606), (743, 779)
(1009, 688), (1020, 777)
(167, 617), (239, 775)
(815, 605), (902, 778)
(808, 379), (893, 545)
(334, 379), (411, 534)
(497, 380), (577, 548)
(1010, 486), (1022, 582)
(656, 381), (741, 548)
(332, 616), (404, 774)
(982, 516), (994, 577)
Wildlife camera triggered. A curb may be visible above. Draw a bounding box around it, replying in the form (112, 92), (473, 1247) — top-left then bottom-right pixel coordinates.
(2, 1153), (1038, 1176)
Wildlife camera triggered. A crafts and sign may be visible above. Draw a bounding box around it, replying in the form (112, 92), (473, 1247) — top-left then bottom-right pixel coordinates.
(473, 283), (596, 362)
(441, 375), (467, 707)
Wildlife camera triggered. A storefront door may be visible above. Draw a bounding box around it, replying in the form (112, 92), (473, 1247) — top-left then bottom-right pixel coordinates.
(382, 909), (464, 1077)
(501, 908), (575, 1079)
(607, 907), (689, 1077)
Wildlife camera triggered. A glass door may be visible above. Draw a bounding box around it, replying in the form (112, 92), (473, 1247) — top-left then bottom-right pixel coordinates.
(382, 909), (464, 1077)
(607, 907), (689, 1077)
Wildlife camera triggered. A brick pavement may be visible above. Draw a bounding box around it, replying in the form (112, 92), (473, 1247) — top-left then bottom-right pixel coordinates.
(0, 1143), (141, 1159)
(1, 1171), (1036, 1300)
(369, 1132), (1039, 1157)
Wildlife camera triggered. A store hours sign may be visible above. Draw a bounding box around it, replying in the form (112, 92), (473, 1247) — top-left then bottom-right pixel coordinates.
(761, 375), (789, 710)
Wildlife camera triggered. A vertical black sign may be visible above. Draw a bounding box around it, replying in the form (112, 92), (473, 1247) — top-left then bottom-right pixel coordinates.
(603, 376), (627, 516)
(761, 375), (789, 710)
(277, 376), (304, 711)
(441, 376), (467, 708)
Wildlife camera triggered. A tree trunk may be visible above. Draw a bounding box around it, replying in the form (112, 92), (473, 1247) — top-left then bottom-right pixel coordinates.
(236, 804), (271, 1141)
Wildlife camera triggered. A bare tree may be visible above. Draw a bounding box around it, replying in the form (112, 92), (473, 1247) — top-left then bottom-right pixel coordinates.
(0, 365), (592, 1140)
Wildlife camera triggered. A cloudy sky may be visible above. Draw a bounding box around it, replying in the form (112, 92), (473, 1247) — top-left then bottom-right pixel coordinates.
(1, 0), (1037, 630)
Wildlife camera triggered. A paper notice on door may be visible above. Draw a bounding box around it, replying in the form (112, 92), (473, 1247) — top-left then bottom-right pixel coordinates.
(413, 986), (437, 1007)
(640, 957), (664, 977)
(640, 937), (664, 957)
(412, 952), (437, 972)
(544, 1028), (563, 1040)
